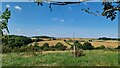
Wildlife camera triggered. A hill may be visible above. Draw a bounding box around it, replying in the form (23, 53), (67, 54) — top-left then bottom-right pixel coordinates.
(31, 36), (55, 39)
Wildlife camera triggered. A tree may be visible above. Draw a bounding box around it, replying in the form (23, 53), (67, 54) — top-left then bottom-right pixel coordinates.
(55, 42), (66, 50)
(34, 42), (40, 51)
(7, 35), (33, 48)
(101, 2), (120, 21)
(0, 8), (11, 36)
(0, 8), (11, 46)
(35, 0), (120, 21)
(49, 45), (55, 51)
(72, 41), (83, 57)
(43, 43), (49, 51)
(73, 41), (83, 49)
(83, 42), (94, 50)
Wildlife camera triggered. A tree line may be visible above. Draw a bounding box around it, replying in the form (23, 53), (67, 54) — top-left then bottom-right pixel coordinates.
(2, 35), (120, 53)
(98, 37), (120, 40)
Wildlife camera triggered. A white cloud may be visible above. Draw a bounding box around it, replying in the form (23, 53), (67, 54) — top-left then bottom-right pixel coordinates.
(59, 19), (65, 22)
(52, 18), (59, 20)
(15, 5), (22, 10)
(6, 5), (10, 8)
(52, 18), (65, 22)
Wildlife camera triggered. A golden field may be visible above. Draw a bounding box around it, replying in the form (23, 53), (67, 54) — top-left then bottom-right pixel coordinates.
(31, 38), (118, 48)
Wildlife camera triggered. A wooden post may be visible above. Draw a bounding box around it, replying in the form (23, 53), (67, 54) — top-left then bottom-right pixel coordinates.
(73, 32), (76, 57)
(74, 45), (76, 57)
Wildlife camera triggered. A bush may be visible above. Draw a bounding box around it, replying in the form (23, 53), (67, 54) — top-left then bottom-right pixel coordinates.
(12, 45), (34, 52)
(96, 45), (105, 49)
(116, 46), (120, 49)
(83, 42), (94, 50)
(64, 40), (66, 42)
(49, 45), (55, 51)
(3, 43), (42, 53)
(75, 49), (84, 57)
(43, 43), (49, 51)
(2, 45), (12, 53)
(34, 42), (40, 51)
(19, 46), (26, 52)
(5, 35), (33, 48)
(88, 40), (92, 42)
(13, 47), (21, 52)
(72, 41), (83, 49)
(55, 42), (67, 50)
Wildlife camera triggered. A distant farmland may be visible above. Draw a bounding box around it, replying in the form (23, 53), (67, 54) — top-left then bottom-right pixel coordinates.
(31, 38), (118, 48)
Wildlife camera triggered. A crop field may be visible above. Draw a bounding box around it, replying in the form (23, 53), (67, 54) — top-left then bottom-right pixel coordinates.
(34, 38), (118, 48)
(2, 50), (119, 66)
(36, 40), (71, 48)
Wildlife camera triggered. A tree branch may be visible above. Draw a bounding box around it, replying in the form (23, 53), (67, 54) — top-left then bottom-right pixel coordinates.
(102, 7), (120, 16)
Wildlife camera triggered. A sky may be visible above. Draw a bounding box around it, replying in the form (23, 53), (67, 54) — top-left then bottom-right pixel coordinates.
(1, 2), (118, 38)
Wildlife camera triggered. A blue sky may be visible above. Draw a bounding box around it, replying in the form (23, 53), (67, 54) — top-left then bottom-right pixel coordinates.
(2, 2), (118, 38)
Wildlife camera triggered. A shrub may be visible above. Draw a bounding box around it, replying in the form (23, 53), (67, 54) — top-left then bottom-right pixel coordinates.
(64, 40), (66, 42)
(96, 45), (105, 49)
(88, 40), (92, 42)
(100, 45), (105, 49)
(2, 45), (12, 53)
(116, 46), (120, 49)
(75, 49), (84, 57)
(43, 43), (49, 51)
(55, 42), (67, 50)
(72, 41), (83, 49)
(19, 46), (26, 52)
(49, 45), (55, 51)
(34, 42), (40, 52)
(13, 47), (21, 52)
(6, 35), (33, 48)
(13, 45), (34, 52)
(83, 42), (94, 50)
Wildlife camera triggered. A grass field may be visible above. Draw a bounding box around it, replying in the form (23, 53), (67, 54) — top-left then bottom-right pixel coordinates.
(2, 50), (119, 66)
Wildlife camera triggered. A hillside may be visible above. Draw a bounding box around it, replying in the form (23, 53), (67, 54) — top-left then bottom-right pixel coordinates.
(31, 37), (118, 48)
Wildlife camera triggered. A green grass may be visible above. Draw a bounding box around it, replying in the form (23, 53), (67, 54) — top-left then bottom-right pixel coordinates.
(2, 50), (119, 66)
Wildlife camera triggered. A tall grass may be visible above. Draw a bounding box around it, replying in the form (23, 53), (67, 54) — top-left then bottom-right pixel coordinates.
(2, 50), (119, 66)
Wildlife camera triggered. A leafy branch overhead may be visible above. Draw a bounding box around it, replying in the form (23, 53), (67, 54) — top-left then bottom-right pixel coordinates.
(0, 8), (11, 35)
(35, 0), (120, 21)
(102, 2), (120, 21)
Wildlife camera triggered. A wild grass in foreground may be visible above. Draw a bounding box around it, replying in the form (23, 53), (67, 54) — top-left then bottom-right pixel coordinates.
(2, 50), (119, 66)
